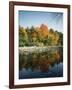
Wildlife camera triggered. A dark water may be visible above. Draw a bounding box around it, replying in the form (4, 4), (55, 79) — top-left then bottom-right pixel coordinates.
(19, 63), (63, 79)
(19, 47), (63, 79)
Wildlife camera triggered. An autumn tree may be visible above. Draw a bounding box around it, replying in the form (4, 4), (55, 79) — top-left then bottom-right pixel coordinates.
(19, 24), (63, 47)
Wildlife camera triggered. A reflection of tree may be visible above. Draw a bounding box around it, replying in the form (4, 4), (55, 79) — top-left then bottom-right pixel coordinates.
(19, 47), (63, 72)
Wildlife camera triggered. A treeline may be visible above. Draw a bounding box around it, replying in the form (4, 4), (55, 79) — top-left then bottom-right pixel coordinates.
(19, 24), (63, 47)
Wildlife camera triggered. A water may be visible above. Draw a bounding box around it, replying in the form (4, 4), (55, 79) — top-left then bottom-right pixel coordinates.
(19, 47), (63, 79)
(19, 63), (63, 79)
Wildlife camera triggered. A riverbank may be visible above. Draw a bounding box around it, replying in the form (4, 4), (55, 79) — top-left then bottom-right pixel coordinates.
(19, 46), (63, 54)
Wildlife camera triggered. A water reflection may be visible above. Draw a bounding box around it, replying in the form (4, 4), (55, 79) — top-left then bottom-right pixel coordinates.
(19, 47), (63, 79)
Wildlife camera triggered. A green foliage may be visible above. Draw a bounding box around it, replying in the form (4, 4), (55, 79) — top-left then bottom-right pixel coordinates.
(19, 25), (63, 46)
(19, 26), (28, 46)
(49, 28), (54, 34)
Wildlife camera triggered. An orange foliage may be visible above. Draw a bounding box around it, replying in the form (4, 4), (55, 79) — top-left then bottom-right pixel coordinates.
(37, 24), (49, 38)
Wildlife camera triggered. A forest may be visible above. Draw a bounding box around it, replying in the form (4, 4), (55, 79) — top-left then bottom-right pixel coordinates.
(19, 24), (63, 78)
(19, 24), (63, 47)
